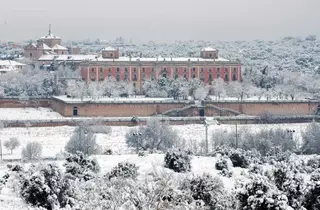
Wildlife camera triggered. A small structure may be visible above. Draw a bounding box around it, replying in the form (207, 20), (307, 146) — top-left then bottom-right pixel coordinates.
(102, 47), (119, 59)
(0, 60), (26, 73)
(200, 47), (218, 59)
(24, 25), (69, 61)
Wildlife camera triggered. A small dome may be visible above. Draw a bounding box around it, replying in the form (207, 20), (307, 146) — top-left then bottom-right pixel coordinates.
(103, 46), (117, 51)
(201, 47), (218, 52)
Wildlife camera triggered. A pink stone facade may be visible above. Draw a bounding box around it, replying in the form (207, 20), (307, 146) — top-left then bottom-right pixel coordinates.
(80, 48), (241, 91)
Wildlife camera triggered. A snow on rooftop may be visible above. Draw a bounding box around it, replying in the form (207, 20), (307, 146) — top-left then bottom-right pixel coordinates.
(53, 95), (185, 103)
(51, 44), (68, 50)
(201, 47), (218, 51)
(0, 60), (25, 66)
(104, 46), (117, 51)
(38, 55), (231, 62)
(40, 33), (61, 39)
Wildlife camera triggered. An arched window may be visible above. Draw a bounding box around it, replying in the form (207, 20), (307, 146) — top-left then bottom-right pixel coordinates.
(73, 107), (78, 116)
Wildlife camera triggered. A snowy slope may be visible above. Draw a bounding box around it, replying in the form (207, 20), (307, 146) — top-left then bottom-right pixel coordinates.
(0, 123), (308, 159)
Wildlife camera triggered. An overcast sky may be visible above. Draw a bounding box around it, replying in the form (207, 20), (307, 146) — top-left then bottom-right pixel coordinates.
(0, 0), (319, 43)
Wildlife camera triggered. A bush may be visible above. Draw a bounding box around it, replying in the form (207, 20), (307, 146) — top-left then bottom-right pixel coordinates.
(64, 152), (100, 181)
(301, 122), (320, 154)
(229, 151), (249, 168)
(21, 141), (42, 161)
(243, 128), (298, 156)
(65, 127), (100, 156)
(126, 118), (178, 152)
(311, 169), (320, 182)
(273, 164), (289, 190)
(236, 174), (290, 210)
(138, 151), (147, 157)
(282, 173), (305, 209)
(187, 174), (235, 209)
(213, 147), (261, 165)
(215, 157), (233, 177)
(164, 150), (191, 173)
(248, 164), (263, 175)
(105, 162), (139, 180)
(259, 111), (275, 123)
(20, 164), (75, 210)
(131, 116), (139, 124)
(4, 137), (20, 154)
(214, 127), (298, 156)
(302, 182), (320, 209)
(215, 156), (231, 170)
(103, 148), (113, 155)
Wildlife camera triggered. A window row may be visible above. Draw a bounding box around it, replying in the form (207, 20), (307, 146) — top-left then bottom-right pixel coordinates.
(90, 67), (238, 73)
(90, 72), (238, 82)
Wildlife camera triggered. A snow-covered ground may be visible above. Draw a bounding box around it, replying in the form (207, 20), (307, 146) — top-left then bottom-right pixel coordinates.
(0, 123), (312, 209)
(0, 108), (64, 120)
(54, 95), (185, 103)
(0, 123), (308, 159)
(208, 96), (310, 101)
(0, 154), (245, 210)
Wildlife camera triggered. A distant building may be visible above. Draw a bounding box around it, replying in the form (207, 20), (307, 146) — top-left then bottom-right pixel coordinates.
(0, 60), (26, 73)
(38, 46), (241, 91)
(24, 25), (69, 61)
(79, 47), (241, 91)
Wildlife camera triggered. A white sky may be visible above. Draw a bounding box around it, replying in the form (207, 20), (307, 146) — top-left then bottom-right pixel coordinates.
(0, 0), (319, 43)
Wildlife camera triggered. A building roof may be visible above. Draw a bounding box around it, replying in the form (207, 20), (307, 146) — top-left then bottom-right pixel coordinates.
(40, 43), (52, 50)
(201, 47), (218, 52)
(40, 33), (61, 40)
(103, 46), (117, 51)
(0, 60), (25, 72)
(0, 60), (26, 66)
(51, 44), (68, 50)
(38, 54), (231, 63)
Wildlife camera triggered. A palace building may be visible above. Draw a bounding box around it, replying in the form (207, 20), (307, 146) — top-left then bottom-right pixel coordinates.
(34, 30), (241, 92)
(79, 47), (241, 91)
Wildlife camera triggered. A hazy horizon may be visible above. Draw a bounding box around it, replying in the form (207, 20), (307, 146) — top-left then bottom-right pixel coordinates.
(1, 0), (319, 43)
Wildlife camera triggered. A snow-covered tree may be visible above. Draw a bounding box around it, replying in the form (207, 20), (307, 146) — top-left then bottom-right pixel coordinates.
(188, 78), (204, 99)
(169, 77), (189, 100)
(4, 137), (20, 154)
(301, 122), (320, 154)
(194, 86), (209, 101)
(125, 118), (178, 151)
(21, 141), (42, 161)
(65, 126), (100, 156)
(212, 78), (226, 99)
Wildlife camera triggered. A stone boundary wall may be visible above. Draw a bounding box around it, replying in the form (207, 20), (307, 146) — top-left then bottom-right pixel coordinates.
(1, 115), (319, 128)
(0, 98), (50, 108)
(0, 97), (319, 117)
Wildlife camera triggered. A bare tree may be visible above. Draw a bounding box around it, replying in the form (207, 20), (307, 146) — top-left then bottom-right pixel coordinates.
(126, 118), (178, 152)
(65, 126), (100, 155)
(4, 137), (20, 154)
(212, 78), (226, 100)
(21, 141), (42, 161)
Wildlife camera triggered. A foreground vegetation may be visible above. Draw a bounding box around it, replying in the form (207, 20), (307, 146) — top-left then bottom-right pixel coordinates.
(0, 119), (320, 209)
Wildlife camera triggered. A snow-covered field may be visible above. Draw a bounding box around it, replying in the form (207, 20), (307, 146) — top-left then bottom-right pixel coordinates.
(0, 123), (308, 159)
(0, 154), (244, 210)
(0, 122), (313, 209)
(0, 108), (64, 120)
